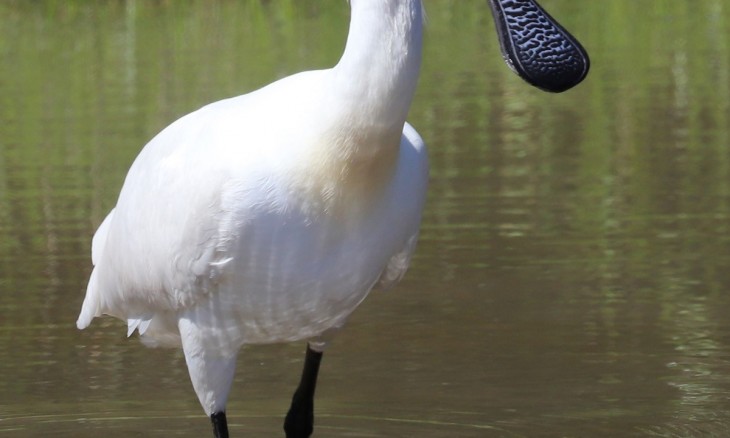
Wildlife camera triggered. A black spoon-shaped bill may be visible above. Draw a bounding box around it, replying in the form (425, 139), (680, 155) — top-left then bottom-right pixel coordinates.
(487, 0), (590, 93)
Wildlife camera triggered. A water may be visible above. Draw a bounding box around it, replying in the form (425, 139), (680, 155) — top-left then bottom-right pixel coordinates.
(2, 1), (730, 436)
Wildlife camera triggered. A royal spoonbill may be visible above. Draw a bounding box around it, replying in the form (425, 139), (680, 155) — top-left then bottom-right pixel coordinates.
(77, 0), (589, 437)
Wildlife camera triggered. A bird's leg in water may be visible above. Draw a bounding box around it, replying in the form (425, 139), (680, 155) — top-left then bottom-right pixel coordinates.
(211, 411), (229, 438)
(284, 345), (323, 438)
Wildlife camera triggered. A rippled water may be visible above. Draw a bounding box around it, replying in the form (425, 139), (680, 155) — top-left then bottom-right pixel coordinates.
(2, 1), (730, 436)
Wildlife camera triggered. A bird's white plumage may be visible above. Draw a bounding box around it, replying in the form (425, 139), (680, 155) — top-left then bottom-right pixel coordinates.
(78, 0), (427, 416)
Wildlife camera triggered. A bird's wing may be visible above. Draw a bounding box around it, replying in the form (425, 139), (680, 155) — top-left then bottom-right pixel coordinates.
(376, 232), (420, 289)
(79, 100), (253, 326)
(375, 121), (429, 290)
(78, 71), (327, 329)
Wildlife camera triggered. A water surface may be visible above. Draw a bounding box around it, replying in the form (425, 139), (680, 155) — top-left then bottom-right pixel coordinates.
(2, 1), (730, 436)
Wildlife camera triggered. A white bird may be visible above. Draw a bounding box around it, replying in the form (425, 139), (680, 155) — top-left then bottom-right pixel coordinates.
(77, 1), (588, 437)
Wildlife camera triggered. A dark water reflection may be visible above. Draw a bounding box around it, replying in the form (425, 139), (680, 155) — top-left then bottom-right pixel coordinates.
(2, 1), (730, 436)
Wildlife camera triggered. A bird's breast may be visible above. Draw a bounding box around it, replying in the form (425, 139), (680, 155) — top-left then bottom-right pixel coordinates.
(284, 126), (402, 220)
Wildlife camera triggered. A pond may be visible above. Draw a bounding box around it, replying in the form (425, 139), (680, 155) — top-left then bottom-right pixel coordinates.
(1, 1), (730, 436)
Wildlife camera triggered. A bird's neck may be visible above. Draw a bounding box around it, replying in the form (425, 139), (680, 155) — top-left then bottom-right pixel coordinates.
(331, 0), (424, 140)
(290, 1), (424, 217)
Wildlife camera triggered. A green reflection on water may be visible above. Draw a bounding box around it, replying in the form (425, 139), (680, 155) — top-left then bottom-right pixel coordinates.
(1, 1), (730, 436)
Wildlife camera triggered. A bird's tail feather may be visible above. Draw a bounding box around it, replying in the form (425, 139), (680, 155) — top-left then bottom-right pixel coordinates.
(76, 268), (101, 329)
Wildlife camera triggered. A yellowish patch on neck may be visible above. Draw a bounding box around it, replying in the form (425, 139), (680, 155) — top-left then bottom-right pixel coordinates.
(290, 127), (401, 221)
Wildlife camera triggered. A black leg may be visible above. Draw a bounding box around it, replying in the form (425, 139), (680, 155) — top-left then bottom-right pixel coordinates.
(284, 345), (323, 438)
(211, 411), (229, 438)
